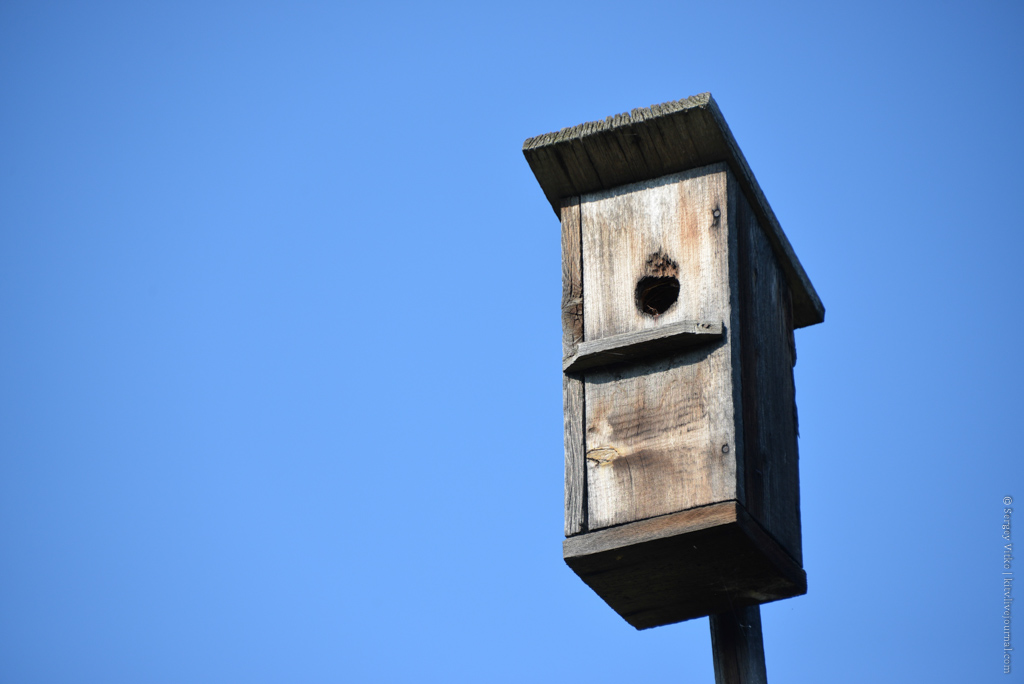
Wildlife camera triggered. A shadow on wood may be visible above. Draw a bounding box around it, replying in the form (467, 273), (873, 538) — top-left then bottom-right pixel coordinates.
(562, 501), (805, 629)
(710, 604), (767, 684)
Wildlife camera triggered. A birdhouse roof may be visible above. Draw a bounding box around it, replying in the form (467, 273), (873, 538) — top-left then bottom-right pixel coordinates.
(523, 93), (824, 329)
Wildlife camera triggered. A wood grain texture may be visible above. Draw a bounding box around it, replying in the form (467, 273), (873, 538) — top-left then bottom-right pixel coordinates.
(725, 173), (748, 518)
(583, 347), (736, 530)
(580, 166), (738, 530)
(710, 605), (768, 684)
(560, 197), (586, 537)
(736, 187), (802, 564)
(522, 92), (825, 329)
(562, 499), (739, 557)
(563, 374), (585, 537)
(581, 165), (730, 340)
(562, 320), (722, 373)
(563, 501), (806, 629)
(561, 196), (584, 360)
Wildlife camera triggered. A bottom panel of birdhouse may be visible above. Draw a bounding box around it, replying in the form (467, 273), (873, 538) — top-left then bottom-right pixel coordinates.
(562, 501), (805, 630)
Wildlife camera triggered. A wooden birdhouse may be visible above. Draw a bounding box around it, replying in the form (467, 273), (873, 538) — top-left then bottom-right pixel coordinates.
(524, 94), (825, 630)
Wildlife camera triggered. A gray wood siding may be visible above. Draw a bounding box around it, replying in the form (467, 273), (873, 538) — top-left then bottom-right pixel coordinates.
(579, 166), (739, 530)
(560, 197), (586, 537)
(736, 187), (802, 563)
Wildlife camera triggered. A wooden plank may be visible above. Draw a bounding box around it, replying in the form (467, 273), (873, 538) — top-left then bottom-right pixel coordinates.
(522, 94), (711, 214)
(522, 92), (825, 329)
(563, 500), (739, 558)
(563, 374), (586, 537)
(735, 185), (802, 564)
(524, 145), (576, 204)
(710, 605), (768, 684)
(724, 172), (748, 514)
(563, 501), (806, 629)
(561, 197), (586, 537)
(626, 105), (671, 178)
(580, 166), (738, 530)
(650, 101), (706, 171)
(583, 346), (736, 530)
(562, 320), (722, 373)
(588, 120), (651, 190)
(655, 97), (712, 167)
(561, 196), (584, 358)
(581, 165), (731, 340)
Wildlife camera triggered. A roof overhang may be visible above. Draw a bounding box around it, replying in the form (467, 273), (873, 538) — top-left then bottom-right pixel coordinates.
(523, 93), (824, 329)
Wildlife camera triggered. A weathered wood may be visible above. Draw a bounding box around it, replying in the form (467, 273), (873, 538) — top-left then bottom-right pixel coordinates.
(736, 187), (802, 564)
(561, 196), (584, 359)
(523, 93), (711, 205)
(580, 166), (738, 531)
(527, 100), (824, 631)
(562, 320), (722, 373)
(523, 92), (825, 329)
(710, 605), (768, 684)
(561, 197), (586, 537)
(563, 375), (586, 537)
(583, 346), (735, 530)
(563, 499), (737, 557)
(581, 165), (731, 341)
(563, 501), (806, 630)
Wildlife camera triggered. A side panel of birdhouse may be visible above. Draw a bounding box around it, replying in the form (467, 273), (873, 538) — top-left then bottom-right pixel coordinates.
(735, 189), (803, 563)
(560, 196), (586, 537)
(579, 165), (743, 531)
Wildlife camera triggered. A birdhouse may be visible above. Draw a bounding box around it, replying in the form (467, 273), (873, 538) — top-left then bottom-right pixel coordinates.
(524, 94), (825, 630)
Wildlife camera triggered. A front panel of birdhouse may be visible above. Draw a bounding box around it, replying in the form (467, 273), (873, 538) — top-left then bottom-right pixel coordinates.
(580, 165), (739, 532)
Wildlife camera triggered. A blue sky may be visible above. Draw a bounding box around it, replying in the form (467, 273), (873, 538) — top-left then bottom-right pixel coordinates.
(1, 1), (1022, 682)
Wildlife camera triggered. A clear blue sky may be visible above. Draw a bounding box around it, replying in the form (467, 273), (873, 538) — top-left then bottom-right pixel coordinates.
(1, 1), (1021, 682)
